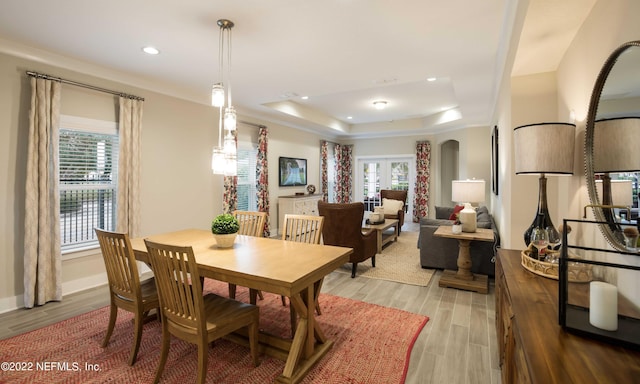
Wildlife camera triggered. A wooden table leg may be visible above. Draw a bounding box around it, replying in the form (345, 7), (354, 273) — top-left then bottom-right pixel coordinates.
(277, 285), (333, 384)
(455, 239), (473, 280)
(438, 238), (489, 294)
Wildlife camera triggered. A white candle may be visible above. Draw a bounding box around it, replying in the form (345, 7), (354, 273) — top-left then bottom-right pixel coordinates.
(589, 281), (618, 331)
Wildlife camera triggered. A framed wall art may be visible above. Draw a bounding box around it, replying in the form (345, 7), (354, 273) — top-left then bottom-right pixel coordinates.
(491, 125), (499, 195)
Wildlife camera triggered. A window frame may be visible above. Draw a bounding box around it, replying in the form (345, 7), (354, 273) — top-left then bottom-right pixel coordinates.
(59, 115), (118, 259)
(235, 141), (259, 212)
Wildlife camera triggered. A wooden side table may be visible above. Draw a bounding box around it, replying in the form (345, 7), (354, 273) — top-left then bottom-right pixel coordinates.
(434, 225), (494, 293)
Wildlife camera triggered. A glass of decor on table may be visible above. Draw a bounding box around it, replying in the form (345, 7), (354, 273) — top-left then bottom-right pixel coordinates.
(530, 227), (548, 261)
(546, 226), (561, 263)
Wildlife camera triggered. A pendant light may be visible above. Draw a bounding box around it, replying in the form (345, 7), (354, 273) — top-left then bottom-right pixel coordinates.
(211, 19), (237, 175)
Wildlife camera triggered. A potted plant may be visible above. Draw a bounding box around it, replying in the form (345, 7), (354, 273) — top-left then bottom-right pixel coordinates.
(211, 213), (240, 248)
(452, 214), (462, 234)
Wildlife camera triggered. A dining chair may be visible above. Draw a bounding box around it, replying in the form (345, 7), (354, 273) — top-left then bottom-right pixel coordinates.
(233, 210), (267, 237)
(144, 239), (260, 384)
(95, 228), (160, 366)
(281, 214), (324, 336)
(229, 210), (268, 303)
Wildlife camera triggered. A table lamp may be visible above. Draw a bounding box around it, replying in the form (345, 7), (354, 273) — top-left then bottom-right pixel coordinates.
(593, 117), (640, 225)
(514, 122), (576, 245)
(451, 179), (486, 233)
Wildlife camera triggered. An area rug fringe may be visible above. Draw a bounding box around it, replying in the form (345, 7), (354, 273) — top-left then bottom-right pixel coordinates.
(0, 279), (429, 384)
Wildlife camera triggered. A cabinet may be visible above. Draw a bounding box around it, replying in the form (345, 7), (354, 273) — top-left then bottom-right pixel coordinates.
(277, 194), (323, 235)
(496, 249), (640, 383)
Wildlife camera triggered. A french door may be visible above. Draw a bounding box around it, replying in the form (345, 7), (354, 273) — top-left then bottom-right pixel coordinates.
(356, 157), (413, 221)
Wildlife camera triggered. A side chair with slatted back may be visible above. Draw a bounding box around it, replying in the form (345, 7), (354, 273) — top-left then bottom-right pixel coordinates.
(229, 210), (268, 303)
(144, 239), (260, 384)
(281, 214), (324, 336)
(234, 210), (267, 237)
(95, 228), (160, 366)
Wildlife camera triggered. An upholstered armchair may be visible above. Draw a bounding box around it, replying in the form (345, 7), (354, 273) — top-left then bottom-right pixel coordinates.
(318, 201), (377, 278)
(380, 189), (408, 235)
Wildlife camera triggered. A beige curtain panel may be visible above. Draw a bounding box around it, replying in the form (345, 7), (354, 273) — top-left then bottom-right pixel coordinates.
(24, 77), (62, 308)
(116, 97), (143, 237)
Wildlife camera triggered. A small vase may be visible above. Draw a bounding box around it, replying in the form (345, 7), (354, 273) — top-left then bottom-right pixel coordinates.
(213, 233), (237, 248)
(452, 224), (462, 234)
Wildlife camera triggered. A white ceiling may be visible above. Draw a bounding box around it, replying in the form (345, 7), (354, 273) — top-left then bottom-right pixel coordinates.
(0, 0), (596, 138)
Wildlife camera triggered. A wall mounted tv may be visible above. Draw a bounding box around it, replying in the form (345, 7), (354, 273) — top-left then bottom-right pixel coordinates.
(279, 157), (307, 186)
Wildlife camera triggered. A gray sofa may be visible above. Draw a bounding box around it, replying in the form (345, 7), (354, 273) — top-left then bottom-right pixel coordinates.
(418, 206), (500, 277)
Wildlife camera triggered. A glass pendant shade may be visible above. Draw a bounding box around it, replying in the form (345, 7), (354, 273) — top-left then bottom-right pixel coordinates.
(211, 84), (225, 107)
(223, 134), (236, 155)
(224, 153), (237, 176)
(211, 147), (226, 174)
(224, 106), (237, 131)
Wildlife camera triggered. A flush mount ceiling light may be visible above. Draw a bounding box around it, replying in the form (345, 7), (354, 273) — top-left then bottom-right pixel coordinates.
(211, 19), (237, 176)
(373, 100), (387, 110)
(142, 46), (160, 55)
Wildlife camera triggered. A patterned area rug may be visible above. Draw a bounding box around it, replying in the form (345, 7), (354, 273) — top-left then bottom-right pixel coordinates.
(0, 279), (429, 384)
(336, 230), (434, 286)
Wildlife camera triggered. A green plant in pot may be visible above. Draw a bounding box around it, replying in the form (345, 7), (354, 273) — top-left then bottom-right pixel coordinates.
(211, 213), (240, 248)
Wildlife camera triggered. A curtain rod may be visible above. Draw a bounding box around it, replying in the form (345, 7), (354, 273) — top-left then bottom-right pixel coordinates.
(26, 71), (144, 101)
(239, 120), (266, 129)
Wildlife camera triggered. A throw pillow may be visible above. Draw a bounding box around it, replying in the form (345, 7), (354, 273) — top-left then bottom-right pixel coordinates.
(448, 205), (464, 220)
(435, 206), (455, 220)
(382, 198), (404, 215)
(476, 206), (490, 223)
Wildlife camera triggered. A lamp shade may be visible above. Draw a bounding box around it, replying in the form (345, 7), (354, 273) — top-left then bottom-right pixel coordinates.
(596, 179), (633, 207)
(514, 123), (576, 174)
(452, 179), (486, 203)
(594, 117), (640, 173)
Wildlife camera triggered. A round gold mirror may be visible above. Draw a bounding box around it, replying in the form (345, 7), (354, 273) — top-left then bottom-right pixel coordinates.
(585, 40), (640, 252)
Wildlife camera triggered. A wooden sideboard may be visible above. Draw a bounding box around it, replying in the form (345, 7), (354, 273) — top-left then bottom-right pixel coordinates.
(496, 248), (640, 383)
(277, 194), (323, 235)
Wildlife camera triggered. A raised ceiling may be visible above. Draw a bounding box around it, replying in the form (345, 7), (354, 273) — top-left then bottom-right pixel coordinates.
(0, 0), (596, 138)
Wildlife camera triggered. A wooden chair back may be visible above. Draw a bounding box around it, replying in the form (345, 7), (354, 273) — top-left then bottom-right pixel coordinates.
(96, 228), (160, 366)
(233, 210), (267, 237)
(96, 228), (142, 303)
(281, 214), (324, 244)
(144, 240), (205, 332)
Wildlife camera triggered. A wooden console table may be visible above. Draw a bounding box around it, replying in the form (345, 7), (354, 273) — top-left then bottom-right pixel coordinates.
(434, 226), (494, 293)
(496, 248), (640, 383)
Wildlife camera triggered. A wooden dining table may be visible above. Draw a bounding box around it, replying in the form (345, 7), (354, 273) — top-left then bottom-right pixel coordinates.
(130, 228), (352, 384)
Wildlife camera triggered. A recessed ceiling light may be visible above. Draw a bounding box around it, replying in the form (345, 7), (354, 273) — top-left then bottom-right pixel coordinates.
(373, 100), (387, 110)
(427, 77), (437, 82)
(347, 116), (353, 120)
(142, 46), (160, 55)
(301, 96), (309, 100)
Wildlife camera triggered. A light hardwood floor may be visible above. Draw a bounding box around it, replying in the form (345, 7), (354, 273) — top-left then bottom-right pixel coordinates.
(0, 226), (501, 384)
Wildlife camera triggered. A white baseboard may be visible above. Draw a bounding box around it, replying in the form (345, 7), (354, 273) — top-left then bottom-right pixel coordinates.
(0, 263), (153, 314)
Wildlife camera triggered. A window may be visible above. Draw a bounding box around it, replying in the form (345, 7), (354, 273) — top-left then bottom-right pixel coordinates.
(59, 116), (118, 252)
(236, 144), (258, 211)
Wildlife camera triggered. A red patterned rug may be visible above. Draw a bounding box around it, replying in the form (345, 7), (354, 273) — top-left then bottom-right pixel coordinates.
(0, 280), (428, 383)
